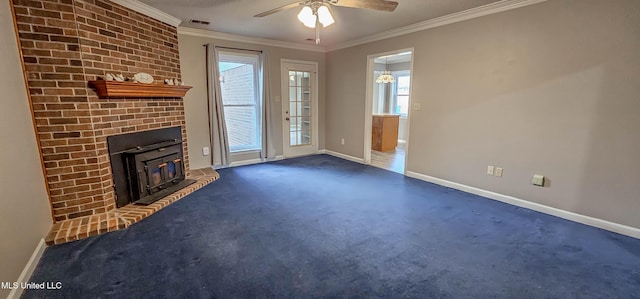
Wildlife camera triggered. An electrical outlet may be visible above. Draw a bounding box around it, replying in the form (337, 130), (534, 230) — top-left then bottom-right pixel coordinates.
(202, 147), (210, 156)
(341, 138), (345, 145)
(412, 103), (422, 111)
(487, 166), (494, 175)
(532, 174), (545, 186)
(495, 167), (503, 178)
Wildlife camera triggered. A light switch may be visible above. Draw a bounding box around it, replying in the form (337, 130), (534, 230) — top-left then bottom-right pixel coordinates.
(202, 147), (210, 156)
(532, 174), (545, 186)
(495, 167), (503, 177)
(487, 166), (494, 175)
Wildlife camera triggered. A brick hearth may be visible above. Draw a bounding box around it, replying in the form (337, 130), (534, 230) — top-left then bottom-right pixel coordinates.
(45, 168), (219, 245)
(12, 0), (196, 224)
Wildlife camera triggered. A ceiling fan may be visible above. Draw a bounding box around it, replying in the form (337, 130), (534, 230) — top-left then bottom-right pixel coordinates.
(254, 0), (399, 45)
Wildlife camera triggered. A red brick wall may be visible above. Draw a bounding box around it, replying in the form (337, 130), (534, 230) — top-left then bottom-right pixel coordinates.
(12, 0), (189, 221)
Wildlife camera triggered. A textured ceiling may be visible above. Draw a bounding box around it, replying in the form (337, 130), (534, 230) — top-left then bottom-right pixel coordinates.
(140, 0), (504, 47)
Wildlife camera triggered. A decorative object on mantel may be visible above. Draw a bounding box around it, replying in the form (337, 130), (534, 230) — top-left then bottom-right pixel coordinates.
(89, 80), (192, 98)
(113, 73), (125, 82)
(105, 73), (114, 81)
(164, 78), (175, 85)
(132, 72), (154, 84)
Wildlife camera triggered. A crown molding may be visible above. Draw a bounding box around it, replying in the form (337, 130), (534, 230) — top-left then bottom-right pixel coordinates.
(112, 0), (548, 51)
(109, 0), (182, 27)
(177, 27), (327, 53)
(327, 0), (549, 52)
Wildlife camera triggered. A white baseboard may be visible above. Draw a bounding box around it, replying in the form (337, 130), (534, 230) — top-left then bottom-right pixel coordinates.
(7, 238), (47, 299)
(398, 140), (407, 144)
(406, 171), (640, 239)
(225, 155), (284, 168)
(319, 149), (366, 164)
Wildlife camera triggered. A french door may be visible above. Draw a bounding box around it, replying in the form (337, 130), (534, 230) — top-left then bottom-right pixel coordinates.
(281, 60), (318, 157)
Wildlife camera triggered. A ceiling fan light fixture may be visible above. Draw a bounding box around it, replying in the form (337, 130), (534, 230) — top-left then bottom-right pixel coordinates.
(254, 0), (399, 45)
(297, 6), (317, 28)
(317, 5), (335, 27)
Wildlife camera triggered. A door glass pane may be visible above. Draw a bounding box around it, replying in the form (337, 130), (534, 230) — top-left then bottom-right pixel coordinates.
(289, 102), (297, 118)
(289, 86), (297, 101)
(296, 71), (303, 86)
(288, 70), (312, 147)
(290, 116), (298, 131)
(167, 161), (176, 179)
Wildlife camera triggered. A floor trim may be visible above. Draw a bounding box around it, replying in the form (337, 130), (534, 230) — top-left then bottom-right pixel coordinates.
(7, 238), (46, 299)
(224, 155), (285, 168)
(406, 171), (640, 239)
(319, 149), (366, 164)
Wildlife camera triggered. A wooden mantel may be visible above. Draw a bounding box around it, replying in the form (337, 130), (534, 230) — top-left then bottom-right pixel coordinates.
(89, 81), (192, 98)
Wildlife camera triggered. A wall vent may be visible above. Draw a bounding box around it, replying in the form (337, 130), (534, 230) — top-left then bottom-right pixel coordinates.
(189, 19), (210, 25)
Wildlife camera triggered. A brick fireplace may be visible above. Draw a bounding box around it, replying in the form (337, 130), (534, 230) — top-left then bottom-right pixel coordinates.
(11, 0), (197, 224)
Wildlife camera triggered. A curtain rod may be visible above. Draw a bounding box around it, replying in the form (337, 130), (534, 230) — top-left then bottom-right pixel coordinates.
(203, 44), (263, 53)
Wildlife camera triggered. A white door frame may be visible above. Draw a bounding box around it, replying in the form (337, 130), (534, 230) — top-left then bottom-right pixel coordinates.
(364, 48), (415, 175)
(281, 59), (319, 158)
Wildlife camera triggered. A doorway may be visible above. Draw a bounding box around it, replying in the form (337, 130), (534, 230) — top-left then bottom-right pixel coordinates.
(364, 49), (414, 174)
(281, 60), (319, 158)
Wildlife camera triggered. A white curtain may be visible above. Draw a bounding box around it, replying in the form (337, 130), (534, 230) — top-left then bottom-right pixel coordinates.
(259, 52), (276, 159)
(205, 44), (230, 167)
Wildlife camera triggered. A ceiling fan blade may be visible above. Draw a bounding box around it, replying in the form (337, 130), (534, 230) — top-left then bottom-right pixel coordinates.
(254, 2), (305, 17)
(331, 0), (398, 12)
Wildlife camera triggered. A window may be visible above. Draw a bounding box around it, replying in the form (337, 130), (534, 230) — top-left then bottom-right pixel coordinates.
(218, 52), (261, 152)
(394, 74), (410, 117)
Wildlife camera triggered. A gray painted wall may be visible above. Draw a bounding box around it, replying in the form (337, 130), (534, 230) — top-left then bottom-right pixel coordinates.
(325, 0), (640, 228)
(0, 1), (52, 297)
(178, 34), (326, 169)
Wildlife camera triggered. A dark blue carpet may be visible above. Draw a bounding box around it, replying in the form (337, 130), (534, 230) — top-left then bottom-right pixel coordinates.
(23, 155), (640, 298)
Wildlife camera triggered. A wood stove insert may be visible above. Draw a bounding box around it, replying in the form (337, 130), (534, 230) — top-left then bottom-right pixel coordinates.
(108, 127), (195, 207)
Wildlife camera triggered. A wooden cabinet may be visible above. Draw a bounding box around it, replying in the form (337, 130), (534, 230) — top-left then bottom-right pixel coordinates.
(372, 114), (400, 152)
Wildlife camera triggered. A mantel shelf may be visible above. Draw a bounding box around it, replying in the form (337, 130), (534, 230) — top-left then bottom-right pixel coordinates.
(89, 81), (192, 98)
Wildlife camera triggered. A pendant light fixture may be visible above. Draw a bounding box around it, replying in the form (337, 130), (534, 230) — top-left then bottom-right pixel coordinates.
(376, 55), (395, 84)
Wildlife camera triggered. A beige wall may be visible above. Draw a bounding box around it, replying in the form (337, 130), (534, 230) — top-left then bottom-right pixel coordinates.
(326, 0), (640, 228)
(0, 1), (53, 297)
(178, 34), (326, 169)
